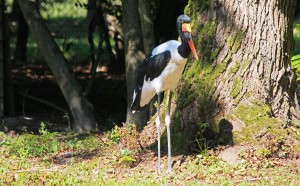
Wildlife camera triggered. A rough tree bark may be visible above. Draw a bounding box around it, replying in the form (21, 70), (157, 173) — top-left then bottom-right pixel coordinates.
(177, 0), (299, 147)
(123, 0), (147, 127)
(18, 0), (96, 132)
(215, 0), (297, 124)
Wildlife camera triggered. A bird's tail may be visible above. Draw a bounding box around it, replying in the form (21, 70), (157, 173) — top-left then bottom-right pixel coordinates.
(131, 88), (142, 113)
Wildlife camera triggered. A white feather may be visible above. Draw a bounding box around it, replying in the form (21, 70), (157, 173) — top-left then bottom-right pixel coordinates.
(152, 40), (180, 56)
(139, 40), (188, 107)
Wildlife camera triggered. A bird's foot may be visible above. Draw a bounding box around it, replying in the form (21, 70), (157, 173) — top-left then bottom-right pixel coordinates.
(166, 167), (174, 175)
(157, 168), (161, 175)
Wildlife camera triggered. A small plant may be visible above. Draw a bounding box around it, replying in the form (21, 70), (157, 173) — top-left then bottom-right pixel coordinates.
(39, 122), (49, 135)
(110, 126), (121, 143)
(118, 148), (137, 165)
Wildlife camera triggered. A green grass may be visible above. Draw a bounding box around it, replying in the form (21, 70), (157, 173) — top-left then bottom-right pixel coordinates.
(0, 123), (299, 185)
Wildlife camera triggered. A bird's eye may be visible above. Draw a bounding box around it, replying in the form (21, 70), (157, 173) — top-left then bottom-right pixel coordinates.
(182, 23), (192, 32)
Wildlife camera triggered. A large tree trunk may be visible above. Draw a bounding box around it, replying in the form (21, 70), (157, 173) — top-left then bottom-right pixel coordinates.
(177, 0), (299, 149)
(18, 0), (96, 132)
(123, 0), (147, 127)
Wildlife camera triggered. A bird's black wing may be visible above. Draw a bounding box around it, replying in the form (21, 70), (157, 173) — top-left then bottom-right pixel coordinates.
(131, 50), (171, 111)
(145, 51), (172, 81)
(136, 50), (171, 88)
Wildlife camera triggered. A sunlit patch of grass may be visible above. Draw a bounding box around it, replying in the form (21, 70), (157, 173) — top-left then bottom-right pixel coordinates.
(0, 123), (104, 159)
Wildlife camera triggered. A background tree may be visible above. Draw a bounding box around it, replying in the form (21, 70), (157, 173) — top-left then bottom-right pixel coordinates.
(154, 0), (188, 43)
(138, 0), (155, 54)
(1, 0), (15, 117)
(173, 0), (300, 151)
(18, 0), (96, 132)
(11, 0), (29, 64)
(137, 0), (156, 117)
(85, 0), (120, 96)
(122, 0), (147, 127)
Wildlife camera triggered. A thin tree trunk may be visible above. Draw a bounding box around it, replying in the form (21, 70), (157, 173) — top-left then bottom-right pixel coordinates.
(18, 0), (96, 132)
(123, 0), (147, 128)
(0, 0), (4, 117)
(138, 0), (155, 54)
(138, 0), (156, 117)
(3, 5), (15, 116)
(13, 0), (28, 64)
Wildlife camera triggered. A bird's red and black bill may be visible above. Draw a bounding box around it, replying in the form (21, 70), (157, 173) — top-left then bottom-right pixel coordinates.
(182, 23), (199, 60)
(188, 40), (198, 60)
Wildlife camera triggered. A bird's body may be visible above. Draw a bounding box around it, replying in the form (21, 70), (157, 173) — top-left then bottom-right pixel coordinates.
(131, 15), (198, 172)
(132, 40), (188, 110)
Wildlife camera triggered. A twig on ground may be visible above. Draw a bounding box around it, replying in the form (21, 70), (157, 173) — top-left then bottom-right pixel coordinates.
(236, 177), (265, 183)
(5, 167), (63, 173)
(17, 91), (68, 113)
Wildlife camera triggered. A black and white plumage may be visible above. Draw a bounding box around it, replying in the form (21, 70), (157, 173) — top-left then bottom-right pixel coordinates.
(131, 15), (198, 172)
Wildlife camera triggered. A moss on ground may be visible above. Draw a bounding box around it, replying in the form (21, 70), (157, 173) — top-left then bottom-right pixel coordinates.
(230, 103), (280, 144)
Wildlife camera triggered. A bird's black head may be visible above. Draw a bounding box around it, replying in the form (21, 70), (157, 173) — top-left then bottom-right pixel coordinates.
(176, 14), (198, 60)
(177, 15), (191, 31)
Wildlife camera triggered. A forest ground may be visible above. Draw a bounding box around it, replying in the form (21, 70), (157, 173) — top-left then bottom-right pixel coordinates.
(1, 117), (300, 185)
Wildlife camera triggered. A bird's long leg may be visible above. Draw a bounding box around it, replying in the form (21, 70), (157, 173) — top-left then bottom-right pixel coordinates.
(165, 91), (173, 172)
(156, 92), (161, 172)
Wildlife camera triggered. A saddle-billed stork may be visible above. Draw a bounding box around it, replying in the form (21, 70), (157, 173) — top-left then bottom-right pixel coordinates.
(131, 14), (198, 172)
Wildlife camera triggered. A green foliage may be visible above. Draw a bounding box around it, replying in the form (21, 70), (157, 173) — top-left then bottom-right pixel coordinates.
(40, 0), (87, 19)
(110, 126), (121, 143)
(39, 121), (49, 135)
(293, 18), (300, 77)
(291, 54), (300, 80)
(185, 0), (211, 14)
(118, 148), (137, 164)
(294, 20), (300, 54)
